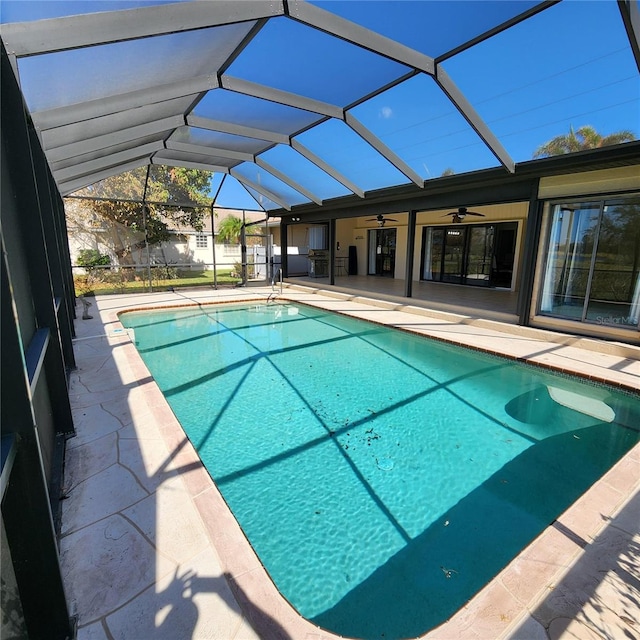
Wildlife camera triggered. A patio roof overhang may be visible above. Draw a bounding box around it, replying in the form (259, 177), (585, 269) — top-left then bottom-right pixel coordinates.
(1, 0), (639, 213)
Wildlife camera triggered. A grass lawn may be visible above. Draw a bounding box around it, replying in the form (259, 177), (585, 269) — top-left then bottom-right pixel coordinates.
(75, 269), (243, 296)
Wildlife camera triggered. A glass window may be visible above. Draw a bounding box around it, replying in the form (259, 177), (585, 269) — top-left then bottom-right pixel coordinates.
(422, 227), (443, 281)
(586, 198), (640, 326)
(195, 233), (207, 249)
(539, 196), (640, 328)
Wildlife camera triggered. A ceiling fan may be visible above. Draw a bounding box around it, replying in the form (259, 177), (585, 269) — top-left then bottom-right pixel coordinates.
(367, 214), (398, 227)
(442, 207), (485, 223)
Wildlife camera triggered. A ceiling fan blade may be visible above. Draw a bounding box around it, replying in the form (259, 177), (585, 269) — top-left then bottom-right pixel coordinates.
(366, 215), (397, 222)
(442, 210), (485, 218)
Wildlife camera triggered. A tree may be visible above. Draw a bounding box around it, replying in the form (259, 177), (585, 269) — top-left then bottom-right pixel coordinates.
(533, 125), (635, 158)
(67, 166), (213, 264)
(216, 215), (244, 243)
(216, 215), (261, 244)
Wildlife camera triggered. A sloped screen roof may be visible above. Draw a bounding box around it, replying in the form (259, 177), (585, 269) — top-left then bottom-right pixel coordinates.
(1, 0), (638, 212)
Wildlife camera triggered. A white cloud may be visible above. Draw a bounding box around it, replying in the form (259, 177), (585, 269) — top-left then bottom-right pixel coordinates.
(380, 106), (393, 119)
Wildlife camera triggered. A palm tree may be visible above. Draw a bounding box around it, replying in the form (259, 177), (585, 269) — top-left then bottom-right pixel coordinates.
(533, 125), (635, 158)
(216, 215), (245, 243)
(216, 215), (260, 244)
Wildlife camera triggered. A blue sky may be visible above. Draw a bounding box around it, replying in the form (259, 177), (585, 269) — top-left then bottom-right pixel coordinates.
(2, 0), (638, 211)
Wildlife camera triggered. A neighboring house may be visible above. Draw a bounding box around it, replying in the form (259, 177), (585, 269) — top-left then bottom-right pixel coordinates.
(65, 202), (281, 277)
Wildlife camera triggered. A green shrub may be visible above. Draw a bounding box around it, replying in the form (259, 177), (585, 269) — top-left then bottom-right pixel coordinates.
(77, 249), (111, 269)
(77, 250), (111, 284)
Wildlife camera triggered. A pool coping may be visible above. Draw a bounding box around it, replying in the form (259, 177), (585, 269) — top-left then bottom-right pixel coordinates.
(88, 287), (640, 639)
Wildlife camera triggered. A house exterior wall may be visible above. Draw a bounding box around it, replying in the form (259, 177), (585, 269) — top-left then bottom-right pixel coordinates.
(538, 166), (639, 199)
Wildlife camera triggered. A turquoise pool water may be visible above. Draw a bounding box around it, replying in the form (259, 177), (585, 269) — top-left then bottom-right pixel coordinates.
(121, 302), (640, 639)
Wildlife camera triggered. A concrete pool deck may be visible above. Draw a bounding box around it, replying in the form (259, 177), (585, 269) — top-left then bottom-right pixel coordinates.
(61, 285), (640, 640)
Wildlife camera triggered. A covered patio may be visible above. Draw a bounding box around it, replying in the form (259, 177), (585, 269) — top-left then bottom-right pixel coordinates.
(290, 273), (519, 322)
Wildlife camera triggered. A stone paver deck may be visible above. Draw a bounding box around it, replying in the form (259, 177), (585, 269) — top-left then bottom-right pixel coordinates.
(61, 285), (639, 640)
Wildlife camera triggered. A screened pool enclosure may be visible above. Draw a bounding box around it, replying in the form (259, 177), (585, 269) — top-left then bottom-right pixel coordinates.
(1, 0), (637, 206)
(1, 1), (639, 637)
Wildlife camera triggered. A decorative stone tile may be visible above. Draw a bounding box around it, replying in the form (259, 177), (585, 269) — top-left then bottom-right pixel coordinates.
(602, 452), (640, 497)
(74, 359), (126, 393)
(606, 490), (640, 537)
(533, 527), (638, 630)
(97, 395), (139, 430)
(228, 566), (319, 639)
(105, 548), (252, 640)
(123, 479), (213, 566)
(556, 482), (625, 542)
(119, 404), (162, 438)
(60, 515), (175, 625)
(70, 385), (132, 412)
(61, 463), (148, 535)
(64, 431), (118, 490)
(76, 620), (110, 640)
(449, 580), (525, 639)
(68, 403), (126, 449)
(193, 488), (262, 577)
(118, 433), (174, 494)
(497, 614), (547, 640)
(547, 616), (603, 640)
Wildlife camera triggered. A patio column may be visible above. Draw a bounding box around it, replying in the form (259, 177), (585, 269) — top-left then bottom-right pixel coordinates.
(517, 187), (543, 325)
(404, 210), (417, 298)
(329, 218), (336, 285)
(281, 221), (289, 277)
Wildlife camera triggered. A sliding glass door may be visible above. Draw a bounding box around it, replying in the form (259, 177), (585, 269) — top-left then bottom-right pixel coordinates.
(539, 196), (640, 328)
(368, 228), (396, 277)
(465, 225), (495, 285)
(538, 204), (600, 320)
(422, 222), (515, 287)
(442, 228), (466, 282)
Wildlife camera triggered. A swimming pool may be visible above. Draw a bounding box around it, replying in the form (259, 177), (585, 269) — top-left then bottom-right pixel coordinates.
(120, 301), (640, 639)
